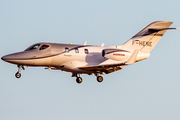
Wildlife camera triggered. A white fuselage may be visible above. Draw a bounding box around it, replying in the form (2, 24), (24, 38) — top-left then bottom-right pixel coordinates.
(1, 43), (150, 74)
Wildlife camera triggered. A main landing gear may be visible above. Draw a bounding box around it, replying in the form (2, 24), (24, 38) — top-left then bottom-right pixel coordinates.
(76, 77), (83, 84)
(95, 73), (103, 83)
(76, 74), (83, 84)
(75, 73), (103, 84)
(15, 65), (24, 78)
(97, 76), (103, 82)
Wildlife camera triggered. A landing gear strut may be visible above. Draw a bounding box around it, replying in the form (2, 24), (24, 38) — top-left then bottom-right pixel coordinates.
(15, 65), (24, 78)
(76, 74), (83, 84)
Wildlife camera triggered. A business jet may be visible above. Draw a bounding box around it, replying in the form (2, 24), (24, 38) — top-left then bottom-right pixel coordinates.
(1, 21), (178, 83)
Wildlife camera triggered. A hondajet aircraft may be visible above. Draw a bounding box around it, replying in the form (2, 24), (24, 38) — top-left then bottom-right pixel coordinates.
(1, 21), (178, 83)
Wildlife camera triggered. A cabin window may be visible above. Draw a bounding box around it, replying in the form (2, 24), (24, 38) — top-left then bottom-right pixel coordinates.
(39, 45), (49, 50)
(26, 44), (40, 51)
(75, 48), (79, 53)
(65, 47), (69, 53)
(84, 49), (89, 54)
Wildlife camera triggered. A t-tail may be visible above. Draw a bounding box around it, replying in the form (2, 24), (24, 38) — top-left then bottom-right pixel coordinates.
(121, 21), (177, 53)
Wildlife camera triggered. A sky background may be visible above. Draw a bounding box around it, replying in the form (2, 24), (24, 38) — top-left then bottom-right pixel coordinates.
(1, 0), (180, 120)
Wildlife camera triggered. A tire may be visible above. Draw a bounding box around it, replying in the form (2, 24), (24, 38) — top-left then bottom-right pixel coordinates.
(97, 76), (103, 82)
(76, 77), (82, 83)
(15, 72), (21, 78)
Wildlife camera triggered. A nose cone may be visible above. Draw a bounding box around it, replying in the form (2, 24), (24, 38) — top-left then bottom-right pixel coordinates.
(1, 56), (5, 61)
(1, 54), (17, 62)
(2, 51), (40, 65)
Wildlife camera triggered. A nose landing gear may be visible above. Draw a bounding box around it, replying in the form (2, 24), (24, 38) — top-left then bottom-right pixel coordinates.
(15, 72), (21, 78)
(15, 65), (24, 78)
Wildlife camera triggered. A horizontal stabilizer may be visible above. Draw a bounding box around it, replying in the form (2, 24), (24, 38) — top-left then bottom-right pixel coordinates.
(149, 28), (179, 31)
(126, 50), (139, 65)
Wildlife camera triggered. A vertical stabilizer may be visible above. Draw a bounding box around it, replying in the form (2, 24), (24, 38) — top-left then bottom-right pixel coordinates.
(121, 21), (173, 53)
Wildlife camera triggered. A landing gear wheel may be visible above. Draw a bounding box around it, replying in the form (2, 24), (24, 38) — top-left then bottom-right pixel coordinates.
(76, 77), (83, 84)
(15, 72), (21, 78)
(97, 76), (103, 82)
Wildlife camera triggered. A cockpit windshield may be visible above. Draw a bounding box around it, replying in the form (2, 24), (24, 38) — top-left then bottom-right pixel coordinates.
(25, 44), (50, 51)
(39, 45), (49, 50)
(25, 44), (40, 51)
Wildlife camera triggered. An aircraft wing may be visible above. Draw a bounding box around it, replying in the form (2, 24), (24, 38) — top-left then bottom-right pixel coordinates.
(79, 63), (126, 74)
(79, 49), (139, 74)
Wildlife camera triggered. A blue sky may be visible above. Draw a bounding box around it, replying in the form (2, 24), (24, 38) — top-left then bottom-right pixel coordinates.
(1, 0), (180, 120)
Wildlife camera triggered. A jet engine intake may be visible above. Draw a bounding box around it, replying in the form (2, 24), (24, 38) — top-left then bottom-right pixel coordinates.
(102, 49), (130, 61)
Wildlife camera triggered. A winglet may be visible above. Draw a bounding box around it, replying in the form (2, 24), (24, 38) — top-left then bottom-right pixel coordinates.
(126, 50), (139, 65)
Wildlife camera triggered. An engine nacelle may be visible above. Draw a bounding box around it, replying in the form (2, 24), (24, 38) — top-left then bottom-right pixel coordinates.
(102, 49), (130, 61)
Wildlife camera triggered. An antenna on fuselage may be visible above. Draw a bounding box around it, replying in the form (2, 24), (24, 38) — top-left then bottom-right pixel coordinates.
(83, 41), (87, 45)
(101, 43), (104, 47)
